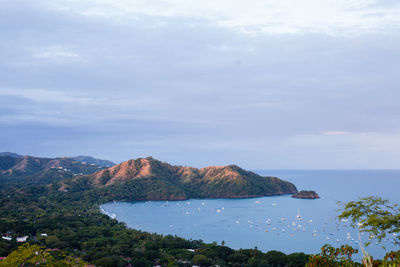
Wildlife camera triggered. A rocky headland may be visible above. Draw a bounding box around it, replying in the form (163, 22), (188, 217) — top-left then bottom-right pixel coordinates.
(66, 157), (298, 201)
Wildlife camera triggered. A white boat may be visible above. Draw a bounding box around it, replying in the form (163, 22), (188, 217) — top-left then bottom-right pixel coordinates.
(311, 227), (317, 237)
(295, 209), (302, 220)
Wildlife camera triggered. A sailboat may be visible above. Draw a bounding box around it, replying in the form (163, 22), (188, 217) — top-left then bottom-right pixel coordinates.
(295, 209), (302, 220)
(312, 227), (317, 237)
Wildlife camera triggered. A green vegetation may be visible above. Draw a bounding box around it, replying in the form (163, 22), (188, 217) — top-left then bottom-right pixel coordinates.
(304, 197), (400, 267)
(0, 178), (308, 266)
(306, 244), (361, 267)
(0, 243), (86, 266)
(337, 196), (400, 266)
(0, 155), (106, 186)
(338, 196), (400, 246)
(291, 190), (320, 199)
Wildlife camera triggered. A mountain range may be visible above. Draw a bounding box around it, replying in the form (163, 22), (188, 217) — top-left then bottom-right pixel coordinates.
(0, 152), (298, 200)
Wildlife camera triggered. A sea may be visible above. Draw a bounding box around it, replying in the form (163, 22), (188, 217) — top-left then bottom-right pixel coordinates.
(100, 170), (400, 260)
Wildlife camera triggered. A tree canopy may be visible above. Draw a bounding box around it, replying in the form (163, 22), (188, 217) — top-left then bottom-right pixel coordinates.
(338, 196), (400, 246)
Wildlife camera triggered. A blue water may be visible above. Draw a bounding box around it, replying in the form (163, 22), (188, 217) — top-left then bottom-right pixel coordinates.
(101, 170), (400, 260)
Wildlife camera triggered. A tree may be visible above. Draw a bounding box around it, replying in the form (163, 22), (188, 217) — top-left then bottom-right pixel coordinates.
(263, 250), (288, 266)
(306, 244), (359, 267)
(46, 235), (60, 248)
(338, 196), (400, 246)
(0, 243), (86, 266)
(287, 252), (309, 267)
(192, 254), (212, 266)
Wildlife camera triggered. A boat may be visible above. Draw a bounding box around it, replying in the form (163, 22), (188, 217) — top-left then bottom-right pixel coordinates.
(295, 209), (302, 220)
(312, 227), (317, 237)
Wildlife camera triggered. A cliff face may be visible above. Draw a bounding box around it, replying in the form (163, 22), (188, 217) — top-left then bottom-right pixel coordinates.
(82, 157), (298, 200)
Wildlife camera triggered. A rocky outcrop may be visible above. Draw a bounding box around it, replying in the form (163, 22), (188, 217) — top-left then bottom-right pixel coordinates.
(292, 190), (320, 199)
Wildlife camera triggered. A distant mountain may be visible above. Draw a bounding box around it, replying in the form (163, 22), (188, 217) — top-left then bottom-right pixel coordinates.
(70, 156), (115, 167)
(0, 152), (23, 158)
(0, 155), (107, 185)
(70, 157), (297, 200)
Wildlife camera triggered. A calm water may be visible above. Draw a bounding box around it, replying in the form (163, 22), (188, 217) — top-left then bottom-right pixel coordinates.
(101, 170), (400, 260)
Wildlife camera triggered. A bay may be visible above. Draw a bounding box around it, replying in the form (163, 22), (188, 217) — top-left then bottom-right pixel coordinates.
(101, 170), (400, 260)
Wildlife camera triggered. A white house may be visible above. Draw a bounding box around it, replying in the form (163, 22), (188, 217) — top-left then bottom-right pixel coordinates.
(16, 236), (28, 242)
(1, 236), (11, 241)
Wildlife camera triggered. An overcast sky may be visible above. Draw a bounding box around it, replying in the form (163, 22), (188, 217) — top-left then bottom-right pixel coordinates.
(1, 0), (400, 169)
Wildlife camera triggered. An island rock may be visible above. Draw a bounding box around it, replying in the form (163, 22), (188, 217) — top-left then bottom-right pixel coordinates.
(292, 190), (320, 199)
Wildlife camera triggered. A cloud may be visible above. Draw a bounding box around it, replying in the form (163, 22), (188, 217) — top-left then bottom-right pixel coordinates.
(322, 131), (349, 135)
(0, 0), (399, 168)
(48, 0), (400, 35)
(33, 46), (81, 59)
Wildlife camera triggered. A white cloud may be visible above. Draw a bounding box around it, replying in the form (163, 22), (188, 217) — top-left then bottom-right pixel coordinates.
(33, 46), (81, 60)
(323, 131), (349, 135)
(51, 0), (400, 35)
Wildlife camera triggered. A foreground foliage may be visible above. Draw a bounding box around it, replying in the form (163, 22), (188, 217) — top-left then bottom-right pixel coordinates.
(0, 243), (86, 266)
(338, 196), (400, 246)
(305, 196), (400, 267)
(307, 244), (361, 267)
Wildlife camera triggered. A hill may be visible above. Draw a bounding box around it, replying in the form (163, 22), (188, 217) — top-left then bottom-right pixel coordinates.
(70, 155), (115, 167)
(0, 155), (107, 185)
(67, 157), (297, 200)
(0, 152), (23, 158)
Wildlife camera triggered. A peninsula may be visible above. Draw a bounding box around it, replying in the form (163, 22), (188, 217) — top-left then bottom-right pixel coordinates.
(62, 157), (298, 201)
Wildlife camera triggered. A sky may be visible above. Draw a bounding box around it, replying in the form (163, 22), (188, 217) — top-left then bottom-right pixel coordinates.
(1, 0), (400, 169)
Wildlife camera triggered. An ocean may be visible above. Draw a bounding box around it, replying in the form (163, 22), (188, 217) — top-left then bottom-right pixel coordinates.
(100, 170), (400, 260)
